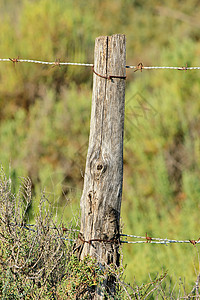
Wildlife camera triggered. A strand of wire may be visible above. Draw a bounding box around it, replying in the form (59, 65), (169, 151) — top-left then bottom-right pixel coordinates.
(121, 240), (200, 245)
(9, 223), (200, 246)
(1, 58), (200, 71)
(9, 223), (77, 242)
(0, 58), (93, 67)
(126, 65), (200, 70)
(121, 233), (200, 245)
(10, 222), (79, 232)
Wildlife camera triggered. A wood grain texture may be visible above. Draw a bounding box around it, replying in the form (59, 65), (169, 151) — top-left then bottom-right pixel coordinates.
(77, 35), (126, 280)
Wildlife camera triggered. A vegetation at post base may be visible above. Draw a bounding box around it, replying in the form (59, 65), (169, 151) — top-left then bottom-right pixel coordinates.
(0, 0), (200, 298)
(0, 167), (107, 299)
(0, 168), (199, 299)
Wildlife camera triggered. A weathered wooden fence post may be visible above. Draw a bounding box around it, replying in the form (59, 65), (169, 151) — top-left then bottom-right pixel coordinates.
(76, 34), (126, 297)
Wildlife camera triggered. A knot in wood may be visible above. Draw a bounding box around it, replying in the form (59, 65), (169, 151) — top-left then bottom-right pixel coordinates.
(95, 160), (107, 180)
(97, 164), (103, 170)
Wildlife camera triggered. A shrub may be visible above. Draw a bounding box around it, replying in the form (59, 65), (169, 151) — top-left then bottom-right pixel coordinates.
(0, 166), (69, 299)
(1, 166), (199, 299)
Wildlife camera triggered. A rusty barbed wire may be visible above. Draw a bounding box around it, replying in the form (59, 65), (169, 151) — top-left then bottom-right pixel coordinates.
(7, 223), (200, 246)
(78, 232), (119, 245)
(92, 65), (126, 79)
(120, 233), (200, 246)
(126, 62), (200, 71)
(8, 222), (78, 242)
(1, 58), (200, 71)
(0, 58), (93, 67)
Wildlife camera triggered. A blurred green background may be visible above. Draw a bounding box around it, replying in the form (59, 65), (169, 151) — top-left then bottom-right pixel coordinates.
(0, 0), (200, 294)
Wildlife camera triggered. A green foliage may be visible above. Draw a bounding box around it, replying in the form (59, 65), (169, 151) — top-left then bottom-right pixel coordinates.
(1, 168), (175, 299)
(57, 255), (105, 299)
(1, 0), (200, 297)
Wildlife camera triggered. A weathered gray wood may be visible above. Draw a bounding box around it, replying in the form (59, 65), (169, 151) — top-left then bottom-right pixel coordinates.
(76, 34), (126, 298)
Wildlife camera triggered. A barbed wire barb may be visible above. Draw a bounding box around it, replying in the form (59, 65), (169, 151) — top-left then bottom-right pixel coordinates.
(0, 58), (94, 67)
(120, 233), (200, 246)
(7, 223), (200, 246)
(1, 57), (200, 70)
(126, 64), (200, 70)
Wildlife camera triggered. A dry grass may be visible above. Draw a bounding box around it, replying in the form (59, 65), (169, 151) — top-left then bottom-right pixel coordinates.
(0, 165), (199, 299)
